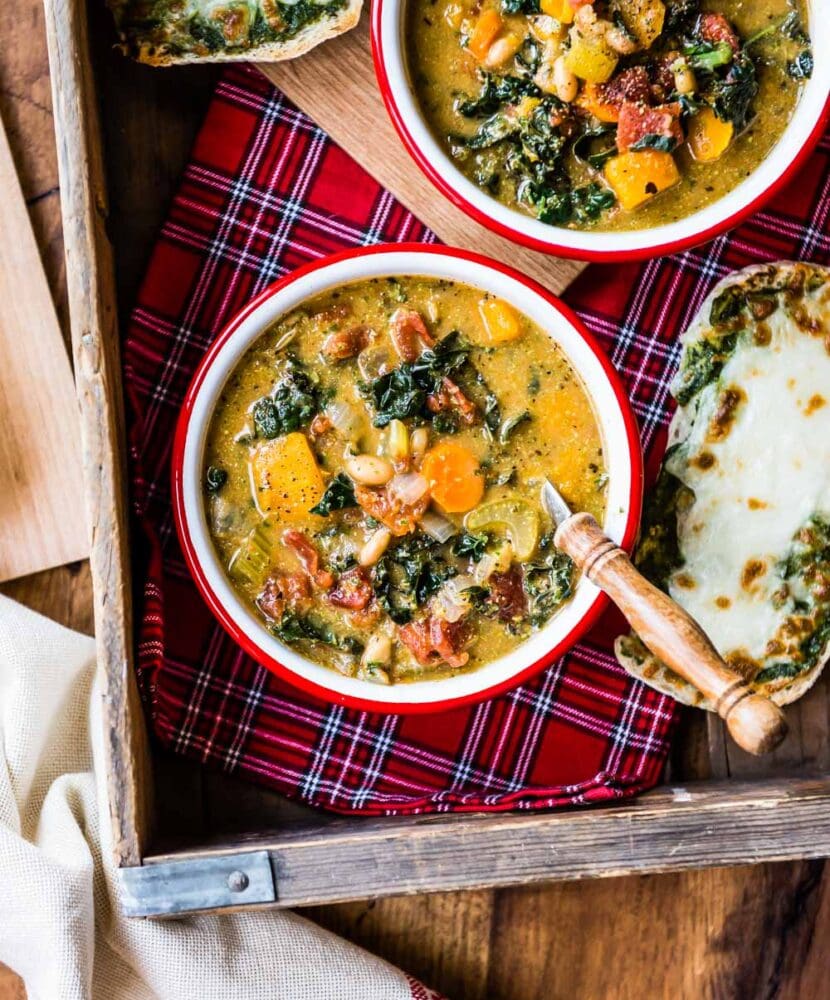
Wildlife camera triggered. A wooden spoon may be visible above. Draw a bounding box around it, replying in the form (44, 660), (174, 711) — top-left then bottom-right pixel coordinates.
(542, 481), (787, 756)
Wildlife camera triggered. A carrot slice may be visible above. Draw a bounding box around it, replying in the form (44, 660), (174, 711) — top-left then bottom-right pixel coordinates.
(421, 442), (484, 514)
(468, 8), (503, 62)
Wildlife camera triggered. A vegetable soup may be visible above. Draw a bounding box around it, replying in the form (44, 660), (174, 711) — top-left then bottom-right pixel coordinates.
(408, 0), (812, 230)
(203, 276), (607, 684)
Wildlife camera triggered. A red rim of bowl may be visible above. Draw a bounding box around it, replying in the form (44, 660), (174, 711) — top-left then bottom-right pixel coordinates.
(370, 0), (830, 263)
(172, 243), (644, 714)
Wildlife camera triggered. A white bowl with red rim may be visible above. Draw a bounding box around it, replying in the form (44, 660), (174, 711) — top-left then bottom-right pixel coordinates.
(172, 244), (643, 713)
(371, 1), (830, 262)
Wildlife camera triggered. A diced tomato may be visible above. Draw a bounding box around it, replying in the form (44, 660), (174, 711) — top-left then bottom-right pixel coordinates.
(426, 377), (478, 426)
(256, 572), (312, 620)
(328, 566), (374, 611)
(599, 66), (651, 110)
(282, 529), (335, 588)
(309, 413), (333, 439)
(321, 324), (373, 361)
(354, 485), (429, 536)
(389, 308), (435, 362)
(616, 101), (683, 153)
(487, 566), (527, 622)
(347, 600), (383, 630)
(650, 54), (679, 102)
(699, 13), (740, 54)
(399, 616), (472, 669)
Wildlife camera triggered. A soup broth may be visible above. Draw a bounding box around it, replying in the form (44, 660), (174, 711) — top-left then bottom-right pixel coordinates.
(203, 276), (607, 684)
(408, 0), (811, 231)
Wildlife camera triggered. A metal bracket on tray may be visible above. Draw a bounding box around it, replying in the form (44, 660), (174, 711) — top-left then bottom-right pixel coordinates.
(119, 850), (277, 917)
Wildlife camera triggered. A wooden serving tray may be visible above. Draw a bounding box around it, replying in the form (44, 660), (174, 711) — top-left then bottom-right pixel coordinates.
(42, 0), (830, 916)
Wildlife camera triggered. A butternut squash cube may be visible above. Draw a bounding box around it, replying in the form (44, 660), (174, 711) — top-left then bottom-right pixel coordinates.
(615, 0), (666, 48)
(249, 432), (325, 522)
(540, 0), (575, 23)
(603, 150), (680, 211)
(479, 297), (523, 344)
(563, 31), (618, 84)
(687, 108), (734, 162)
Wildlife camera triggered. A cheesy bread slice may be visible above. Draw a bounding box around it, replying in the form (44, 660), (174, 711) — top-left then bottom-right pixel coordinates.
(107, 0), (362, 65)
(616, 261), (830, 708)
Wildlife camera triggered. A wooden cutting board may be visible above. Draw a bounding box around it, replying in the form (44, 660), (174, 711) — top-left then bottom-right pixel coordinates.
(0, 112), (87, 583)
(263, 16), (585, 295)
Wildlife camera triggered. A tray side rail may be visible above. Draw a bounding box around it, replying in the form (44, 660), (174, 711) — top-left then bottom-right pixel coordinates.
(119, 776), (830, 916)
(42, 0), (152, 866)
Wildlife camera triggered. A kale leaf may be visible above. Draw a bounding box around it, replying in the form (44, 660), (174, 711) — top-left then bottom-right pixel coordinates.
(673, 331), (738, 406)
(277, 0), (347, 38)
(522, 181), (616, 226)
(252, 358), (319, 438)
(573, 127), (618, 168)
(366, 332), (471, 427)
(524, 534), (574, 627)
(500, 0), (539, 12)
(188, 15), (226, 51)
(205, 466), (228, 494)
(411, 330), (470, 389)
(456, 74), (539, 118)
(631, 134), (679, 153)
(788, 50), (813, 80)
(366, 366), (426, 427)
(372, 535), (455, 624)
(710, 52), (758, 132)
(683, 39), (734, 73)
(309, 473), (357, 516)
(663, 0), (700, 35)
(453, 532), (490, 562)
(273, 612), (363, 654)
(498, 410), (531, 444)
(710, 285), (746, 326)
(634, 466), (689, 591)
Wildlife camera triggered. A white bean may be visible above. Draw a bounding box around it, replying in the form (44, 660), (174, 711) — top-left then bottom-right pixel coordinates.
(553, 56), (578, 103)
(359, 527), (392, 567)
(411, 427), (429, 461)
(573, 4), (597, 30)
(363, 632), (392, 666)
(483, 33), (522, 70)
(605, 24), (638, 54)
(346, 454), (394, 486)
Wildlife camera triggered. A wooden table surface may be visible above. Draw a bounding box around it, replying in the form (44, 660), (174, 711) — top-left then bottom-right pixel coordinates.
(2, 3), (830, 997)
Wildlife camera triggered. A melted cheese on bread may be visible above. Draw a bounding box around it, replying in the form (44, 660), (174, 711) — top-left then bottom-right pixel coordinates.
(666, 305), (830, 663)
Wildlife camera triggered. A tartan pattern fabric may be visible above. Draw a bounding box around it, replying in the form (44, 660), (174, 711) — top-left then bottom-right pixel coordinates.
(125, 64), (829, 815)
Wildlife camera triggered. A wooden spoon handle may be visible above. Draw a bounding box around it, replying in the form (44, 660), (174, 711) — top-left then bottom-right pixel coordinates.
(554, 512), (787, 756)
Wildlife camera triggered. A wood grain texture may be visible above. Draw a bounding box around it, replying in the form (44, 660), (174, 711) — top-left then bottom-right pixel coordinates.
(8, 1), (830, 996)
(0, 110), (87, 583)
(42, 0), (152, 868)
(141, 777), (830, 910)
(261, 17), (585, 295)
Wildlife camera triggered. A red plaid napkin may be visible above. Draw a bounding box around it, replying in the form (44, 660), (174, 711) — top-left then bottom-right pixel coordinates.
(125, 65), (829, 815)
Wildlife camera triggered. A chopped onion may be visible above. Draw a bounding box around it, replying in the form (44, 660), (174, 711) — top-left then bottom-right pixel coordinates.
(420, 510), (457, 544)
(388, 472), (429, 505)
(325, 400), (365, 441)
(473, 553), (498, 585)
(358, 343), (394, 381)
(436, 595), (467, 623)
(433, 574), (476, 622)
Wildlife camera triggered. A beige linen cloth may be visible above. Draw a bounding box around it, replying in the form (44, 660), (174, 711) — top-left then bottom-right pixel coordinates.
(0, 595), (438, 1000)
